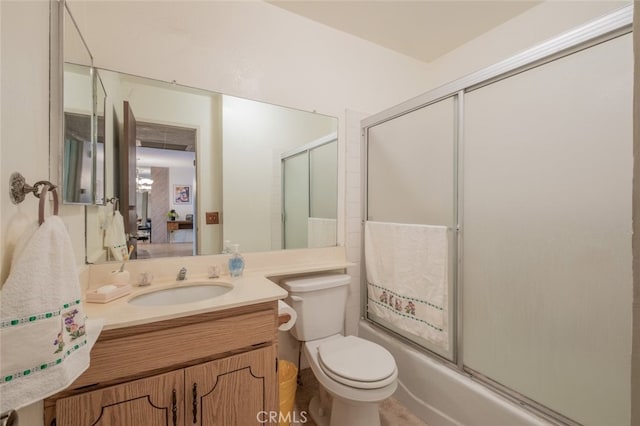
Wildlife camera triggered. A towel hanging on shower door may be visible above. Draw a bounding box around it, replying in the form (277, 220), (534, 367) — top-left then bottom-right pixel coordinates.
(364, 221), (449, 350)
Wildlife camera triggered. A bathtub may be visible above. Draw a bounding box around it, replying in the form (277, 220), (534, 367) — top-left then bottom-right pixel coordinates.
(359, 321), (552, 426)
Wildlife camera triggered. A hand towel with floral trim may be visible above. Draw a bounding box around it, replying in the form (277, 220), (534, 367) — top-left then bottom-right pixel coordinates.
(0, 216), (103, 412)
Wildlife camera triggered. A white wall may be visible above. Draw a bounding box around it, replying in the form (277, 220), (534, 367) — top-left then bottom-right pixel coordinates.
(0, 0), (58, 420)
(632, 4), (640, 423)
(1, 1), (61, 282)
(419, 1), (630, 92)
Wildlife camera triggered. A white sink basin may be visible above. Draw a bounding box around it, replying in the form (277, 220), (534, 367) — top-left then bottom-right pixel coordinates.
(128, 282), (233, 307)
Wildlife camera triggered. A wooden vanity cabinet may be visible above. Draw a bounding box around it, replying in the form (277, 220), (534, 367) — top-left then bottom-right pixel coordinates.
(56, 370), (185, 426)
(185, 346), (276, 426)
(46, 302), (279, 426)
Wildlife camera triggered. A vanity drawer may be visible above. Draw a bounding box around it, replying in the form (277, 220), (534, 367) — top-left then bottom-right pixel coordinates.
(72, 303), (277, 389)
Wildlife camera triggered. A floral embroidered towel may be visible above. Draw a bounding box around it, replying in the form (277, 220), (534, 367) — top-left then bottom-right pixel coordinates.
(365, 221), (449, 350)
(0, 216), (103, 412)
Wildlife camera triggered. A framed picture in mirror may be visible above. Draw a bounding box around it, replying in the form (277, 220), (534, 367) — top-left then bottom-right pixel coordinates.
(174, 185), (192, 204)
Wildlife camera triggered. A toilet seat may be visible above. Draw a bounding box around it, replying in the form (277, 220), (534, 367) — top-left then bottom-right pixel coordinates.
(317, 335), (397, 389)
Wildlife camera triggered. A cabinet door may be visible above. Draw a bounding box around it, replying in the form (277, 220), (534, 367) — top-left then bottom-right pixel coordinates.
(185, 345), (278, 426)
(56, 370), (185, 426)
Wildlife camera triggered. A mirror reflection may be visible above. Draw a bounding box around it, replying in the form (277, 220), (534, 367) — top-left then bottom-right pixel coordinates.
(84, 68), (338, 263)
(62, 3), (106, 205)
(63, 66), (106, 205)
(63, 63), (94, 204)
(95, 74), (106, 205)
(282, 134), (338, 249)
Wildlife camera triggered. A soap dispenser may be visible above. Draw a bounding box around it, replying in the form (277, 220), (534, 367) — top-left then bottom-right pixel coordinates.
(228, 244), (245, 277)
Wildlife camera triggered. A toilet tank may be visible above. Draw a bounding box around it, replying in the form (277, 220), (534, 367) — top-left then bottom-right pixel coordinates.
(281, 274), (351, 341)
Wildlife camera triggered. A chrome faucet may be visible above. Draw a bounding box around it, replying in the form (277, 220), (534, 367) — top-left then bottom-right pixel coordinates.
(177, 267), (187, 281)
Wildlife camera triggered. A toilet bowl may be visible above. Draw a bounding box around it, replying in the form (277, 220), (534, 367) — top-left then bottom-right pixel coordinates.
(303, 335), (398, 426)
(307, 335), (397, 401)
(281, 274), (398, 426)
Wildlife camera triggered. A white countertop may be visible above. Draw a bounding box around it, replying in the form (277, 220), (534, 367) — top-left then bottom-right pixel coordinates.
(84, 272), (286, 330)
(84, 256), (353, 330)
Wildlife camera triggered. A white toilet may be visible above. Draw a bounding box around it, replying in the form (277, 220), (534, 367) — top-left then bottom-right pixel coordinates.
(282, 274), (397, 426)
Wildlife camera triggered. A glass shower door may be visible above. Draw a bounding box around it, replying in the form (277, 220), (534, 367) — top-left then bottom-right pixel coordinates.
(366, 97), (457, 361)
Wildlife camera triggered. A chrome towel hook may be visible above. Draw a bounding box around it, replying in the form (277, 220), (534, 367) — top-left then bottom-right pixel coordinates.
(106, 196), (120, 211)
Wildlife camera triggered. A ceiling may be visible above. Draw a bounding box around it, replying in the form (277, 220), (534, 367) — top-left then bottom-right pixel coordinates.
(137, 121), (197, 152)
(136, 147), (195, 169)
(268, 1), (541, 63)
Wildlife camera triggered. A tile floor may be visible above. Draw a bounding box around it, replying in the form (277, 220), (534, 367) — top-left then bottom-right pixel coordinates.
(292, 368), (427, 426)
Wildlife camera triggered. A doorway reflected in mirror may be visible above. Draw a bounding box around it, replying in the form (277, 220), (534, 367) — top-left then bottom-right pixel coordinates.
(82, 67), (337, 264)
(135, 141), (196, 259)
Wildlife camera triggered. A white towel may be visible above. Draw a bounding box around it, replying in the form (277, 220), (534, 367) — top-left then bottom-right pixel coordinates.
(104, 211), (127, 261)
(365, 221), (449, 350)
(0, 216), (103, 412)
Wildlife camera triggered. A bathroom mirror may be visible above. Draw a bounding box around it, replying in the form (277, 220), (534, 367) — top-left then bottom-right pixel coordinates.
(62, 63), (94, 204)
(83, 68), (338, 263)
(61, 3), (105, 205)
(56, 0), (339, 263)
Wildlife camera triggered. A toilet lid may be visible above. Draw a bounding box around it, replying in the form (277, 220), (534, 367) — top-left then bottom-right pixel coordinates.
(317, 336), (396, 389)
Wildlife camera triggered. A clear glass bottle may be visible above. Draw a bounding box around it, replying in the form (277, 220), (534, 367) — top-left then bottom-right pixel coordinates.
(228, 244), (245, 277)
